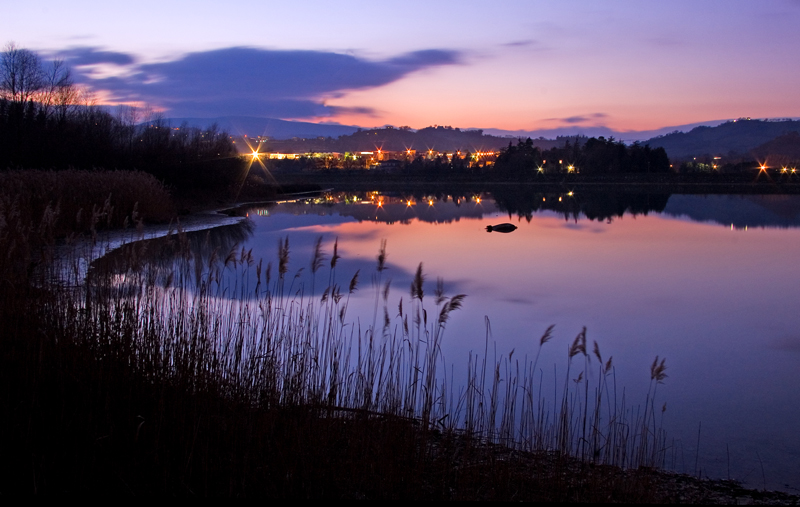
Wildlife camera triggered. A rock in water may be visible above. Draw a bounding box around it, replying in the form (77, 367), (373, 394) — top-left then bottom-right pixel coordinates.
(486, 223), (517, 233)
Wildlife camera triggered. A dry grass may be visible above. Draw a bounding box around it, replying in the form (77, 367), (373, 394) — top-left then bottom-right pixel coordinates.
(0, 198), (680, 498)
(0, 168), (172, 286)
(0, 168), (172, 235)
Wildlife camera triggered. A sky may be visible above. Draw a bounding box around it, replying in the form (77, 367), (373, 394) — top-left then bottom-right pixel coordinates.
(4, 0), (800, 133)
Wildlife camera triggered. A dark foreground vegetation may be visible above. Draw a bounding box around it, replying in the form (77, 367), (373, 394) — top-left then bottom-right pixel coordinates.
(1, 178), (799, 503)
(0, 42), (286, 206)
(2, 44), (799, 501)
(267, 136), (671, 177)
(4, 42), (799, 208)
(647, 118), (800, 161)
(268, 137), (800, 194)
(0, 88), (252, 199)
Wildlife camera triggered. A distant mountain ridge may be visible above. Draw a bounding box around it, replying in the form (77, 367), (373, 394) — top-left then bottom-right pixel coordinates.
(481, 120), (734, 143)
(263, 126), (577, 153)
(163, 116), (800, 162)
(644, 119), (800, 160)
(163, 116), (360, 139)
(751, 131), (800, 163)
(163, 116), (737, 142)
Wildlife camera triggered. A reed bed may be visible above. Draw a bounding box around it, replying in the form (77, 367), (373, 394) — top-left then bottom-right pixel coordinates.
(0, 168), (172, 236)
(0, 168), (172, 287)
(0, 202), (674, 499)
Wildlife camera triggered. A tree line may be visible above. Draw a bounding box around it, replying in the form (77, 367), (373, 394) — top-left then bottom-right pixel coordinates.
(493, 136), (671, 176)
(0, 42), (240, 191)
(268, 136), (671, 180)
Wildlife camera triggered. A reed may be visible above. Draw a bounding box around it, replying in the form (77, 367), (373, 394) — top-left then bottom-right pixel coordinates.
(0, 169), (172, 234)
(0, 202), (672, 499)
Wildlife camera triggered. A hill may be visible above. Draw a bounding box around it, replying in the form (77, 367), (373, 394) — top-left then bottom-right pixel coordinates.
(164, 116), (360, 139)
(165, 116), (737, 143)
(264, 126), (578, 154)
(750, 131), (800, 165)
(482, 119), (733, 143)
(645, 119), (800, 160)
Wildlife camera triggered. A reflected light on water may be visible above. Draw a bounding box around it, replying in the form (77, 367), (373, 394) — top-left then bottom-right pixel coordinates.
(223, 190), (800, 492)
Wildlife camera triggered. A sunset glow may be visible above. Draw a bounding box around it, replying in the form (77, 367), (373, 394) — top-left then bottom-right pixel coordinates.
(7, 0), (800, 495)
(4, 0), (800, 133)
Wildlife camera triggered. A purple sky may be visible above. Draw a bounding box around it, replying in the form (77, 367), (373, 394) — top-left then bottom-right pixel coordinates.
(5, 0), (800, 132)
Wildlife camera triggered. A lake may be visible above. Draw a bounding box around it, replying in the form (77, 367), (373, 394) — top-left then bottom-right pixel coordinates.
(147, 189), (800, 491)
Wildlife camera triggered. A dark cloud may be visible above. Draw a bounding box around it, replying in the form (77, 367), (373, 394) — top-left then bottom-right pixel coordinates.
(68, 46), (461, 119)
(58, 47), (135, 66)
(547, 113), (608, 124)
(150, 97), (337, 119)
(562, 116), (591, 124)
(328, 105), (377, 117)
(386, 49), (460, 67)
(501, 39), (541, 48)
(148, 98), (376, 120)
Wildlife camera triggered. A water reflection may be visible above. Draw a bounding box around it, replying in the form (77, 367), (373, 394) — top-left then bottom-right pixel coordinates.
(233, 190), (800, 230)
(490, 188), (671, 223)
(220, 189), (800, 492)
(234, 191), (493, 225)
(94, 188), (800, 492)
(89, 220), (255, 293)
(663, 194), (800, 229)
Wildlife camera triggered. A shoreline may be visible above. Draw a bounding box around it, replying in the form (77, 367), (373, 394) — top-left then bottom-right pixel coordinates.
(21, 182), (800, 500)
(430, 435), (800, 504)
(270, 173), (800, 195)
(50, 188), (329, 287)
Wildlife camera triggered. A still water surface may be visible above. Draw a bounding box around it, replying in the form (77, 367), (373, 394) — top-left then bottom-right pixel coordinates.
(219, 191), (800, 491)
